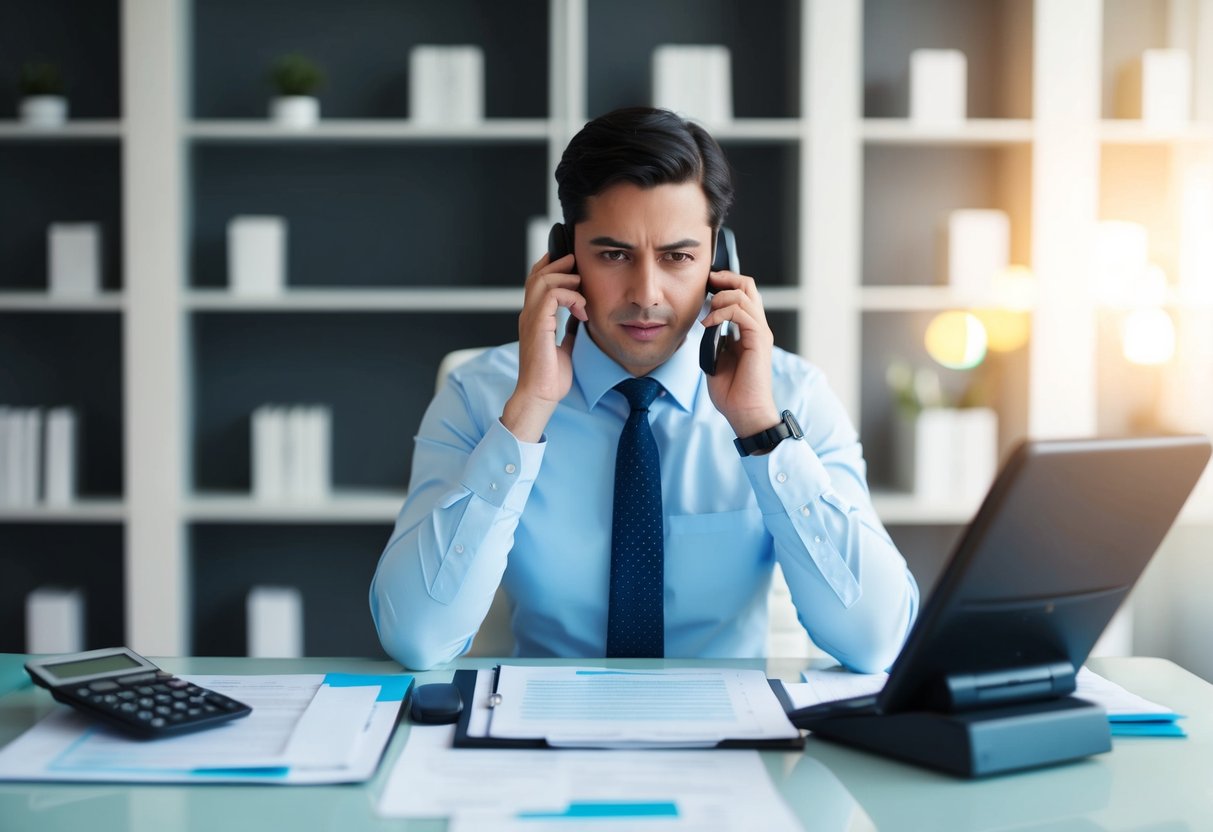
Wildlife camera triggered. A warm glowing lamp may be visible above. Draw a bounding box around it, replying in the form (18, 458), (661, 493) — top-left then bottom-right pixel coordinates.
(1122, 307), (1176, 365)
(925, 311), (988, 369)
(977, 265), (1035, 352)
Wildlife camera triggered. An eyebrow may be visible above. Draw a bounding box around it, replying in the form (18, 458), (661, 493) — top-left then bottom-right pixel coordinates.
(587, 236), (702, 251)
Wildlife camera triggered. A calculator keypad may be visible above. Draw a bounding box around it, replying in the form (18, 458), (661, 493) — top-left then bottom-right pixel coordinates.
(54, 672), (249, 737)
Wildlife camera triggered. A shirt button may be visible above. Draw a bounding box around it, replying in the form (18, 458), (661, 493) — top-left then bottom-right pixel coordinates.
(489, 482), (498, 491)
(454, 544), (465, 554)
(801, 506), (811, 516)
(505, 463), (517, 474)
(814, 536), (822, 544)
(776, 472), (788, 483)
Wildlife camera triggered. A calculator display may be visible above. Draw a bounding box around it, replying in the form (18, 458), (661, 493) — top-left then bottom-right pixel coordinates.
(43, 653), (143, 681)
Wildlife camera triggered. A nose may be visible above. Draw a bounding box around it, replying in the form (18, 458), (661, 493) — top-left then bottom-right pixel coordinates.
(625, 258), (662, 308)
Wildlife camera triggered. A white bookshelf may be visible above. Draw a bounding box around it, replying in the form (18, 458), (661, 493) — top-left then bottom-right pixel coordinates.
(186, 119), (551, 142)
(4, 0), (1207, 660)
(185, 490), (407, 523)
(0, 499), (128, 523)
(0, 120), (124, 140)
(0, 293), (125, 312)
(862, 118), (1034, 145)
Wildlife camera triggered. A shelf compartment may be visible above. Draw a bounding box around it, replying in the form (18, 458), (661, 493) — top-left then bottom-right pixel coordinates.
(190, 523), (392, 657)
(0, 143), (123, 293)
(0, 0), (122, 120)
(0, 523), (124, 653)
(192, 0), (549, 120)
(0, 121), (123, 140)
(0, 314), (125, 498)
(862, 145), (1033, 288)
(190, 312), (520, 496)
(859, 310), (1030, 493)
(863, 0), (1033, 120)
(189, 143), (548, 290)
(586, 0), (802, 120)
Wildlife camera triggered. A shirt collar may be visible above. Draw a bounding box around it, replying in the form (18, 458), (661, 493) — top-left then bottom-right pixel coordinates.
(571, 315), (705, 413)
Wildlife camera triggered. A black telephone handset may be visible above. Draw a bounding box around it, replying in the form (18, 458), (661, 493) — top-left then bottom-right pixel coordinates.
(546, 223), (741, 375)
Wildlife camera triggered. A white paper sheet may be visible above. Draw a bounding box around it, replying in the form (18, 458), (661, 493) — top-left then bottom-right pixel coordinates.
(378, 725), (802, 831)
(0, 674), (403, 784)
(487, 666), (799, 746)
(790, 666), (1176, 721)
(787, 669), (889, 710)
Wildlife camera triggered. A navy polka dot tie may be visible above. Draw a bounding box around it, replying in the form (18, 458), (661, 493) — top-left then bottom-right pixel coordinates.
(607, 377), (665, 658)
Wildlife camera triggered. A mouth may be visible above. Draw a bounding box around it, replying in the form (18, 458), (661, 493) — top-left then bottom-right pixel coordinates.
(620, 322), (667, 342)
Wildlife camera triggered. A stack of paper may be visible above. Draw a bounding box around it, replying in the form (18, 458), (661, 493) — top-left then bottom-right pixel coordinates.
(378, 725), (803, 830)
(475, 666), (799, 748)
(0, 406), (77, 507)
(0, 672), (412, 784)
(786, 666), (1185, 737)
(251, 404), (332, 502)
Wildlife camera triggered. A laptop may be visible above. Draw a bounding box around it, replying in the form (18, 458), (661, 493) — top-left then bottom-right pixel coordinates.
(790, 434), (1211, 776)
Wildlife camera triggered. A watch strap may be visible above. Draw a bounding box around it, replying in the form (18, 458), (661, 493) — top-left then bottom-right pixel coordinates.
(734, 410), (803, 457)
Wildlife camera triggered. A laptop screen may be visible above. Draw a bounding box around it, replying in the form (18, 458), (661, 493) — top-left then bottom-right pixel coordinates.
(877, 435), (1210, 714)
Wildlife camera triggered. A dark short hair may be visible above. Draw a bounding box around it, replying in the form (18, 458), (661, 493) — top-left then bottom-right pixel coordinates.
(554, 107), (735, 230)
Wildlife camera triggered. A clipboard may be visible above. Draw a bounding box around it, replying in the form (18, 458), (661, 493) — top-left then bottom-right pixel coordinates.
(450, 668), (805, 750)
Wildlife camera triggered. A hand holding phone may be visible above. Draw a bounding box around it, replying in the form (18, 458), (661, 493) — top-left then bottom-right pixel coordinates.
(500, 227), (585, 442)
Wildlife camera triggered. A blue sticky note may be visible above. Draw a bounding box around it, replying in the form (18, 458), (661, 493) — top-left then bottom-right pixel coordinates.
(1110, 722), (1187, 738)
(323, 673), (414, 702)
(519, 802), (680, 819)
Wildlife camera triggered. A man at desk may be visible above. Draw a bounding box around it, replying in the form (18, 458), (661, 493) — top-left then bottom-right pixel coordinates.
(371, 107), (918, 671)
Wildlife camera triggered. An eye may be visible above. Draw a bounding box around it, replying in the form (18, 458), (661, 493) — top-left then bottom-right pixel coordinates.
(599, 250), (629, 262)
(662, 251), (693, 263)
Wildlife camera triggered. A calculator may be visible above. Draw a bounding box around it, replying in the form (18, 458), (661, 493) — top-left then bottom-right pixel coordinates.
(25, 647), (252, 738)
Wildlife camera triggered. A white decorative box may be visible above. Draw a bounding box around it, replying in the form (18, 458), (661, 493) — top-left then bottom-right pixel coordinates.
(652, 45), (733, 124)
(410, 45), (485, 126)
(247, 585), (304, 658)
(228, 216), (286, 296)
(910, 49), (967, 126)
(48, 223), (101, 296)
(947, 209), (1010, 296)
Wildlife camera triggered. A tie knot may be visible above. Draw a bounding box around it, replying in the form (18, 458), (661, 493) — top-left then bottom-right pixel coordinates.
(615, 377), (661, 411)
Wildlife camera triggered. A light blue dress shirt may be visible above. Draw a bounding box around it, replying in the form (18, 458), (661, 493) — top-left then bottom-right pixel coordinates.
(371, 320), (919, 671)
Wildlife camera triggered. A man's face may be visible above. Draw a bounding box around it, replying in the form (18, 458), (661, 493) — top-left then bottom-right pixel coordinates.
(574, 181), (713, 377)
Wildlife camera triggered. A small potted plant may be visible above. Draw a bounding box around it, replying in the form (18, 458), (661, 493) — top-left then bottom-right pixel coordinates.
(269, 53), (324, 128)
(18, 61), (68, 127)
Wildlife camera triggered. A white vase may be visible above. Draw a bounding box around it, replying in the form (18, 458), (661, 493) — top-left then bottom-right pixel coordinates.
(20, 95), (68, 127)
(270, 96), (319, 128)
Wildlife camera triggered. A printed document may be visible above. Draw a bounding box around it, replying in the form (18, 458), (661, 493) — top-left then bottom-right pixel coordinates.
(378, 724), (802, 831)
(486, 665), (799, 746)
(0, 673), (411, 784)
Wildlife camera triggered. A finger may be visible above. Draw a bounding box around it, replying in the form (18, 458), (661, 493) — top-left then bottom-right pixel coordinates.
(538, 252), (576, 277)
(525, 265), (580, 303)
(709, 270), (759, 298)
(542, 287), (588, 322)
(559, 317), (579, 356)
(529, 251), (551, 274)
(701, 304), (764, 340)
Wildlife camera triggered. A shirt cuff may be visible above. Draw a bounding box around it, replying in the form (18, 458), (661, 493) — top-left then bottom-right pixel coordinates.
(459, 418), (545, 510)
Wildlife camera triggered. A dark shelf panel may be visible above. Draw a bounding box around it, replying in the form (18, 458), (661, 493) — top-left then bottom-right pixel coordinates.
(190, 523), (393, 658)
(190, 143), (548, 289)
(0, 313), (125, 497)
(0, 523), (124, 654)
(586, 0), (801, 119)
(192, 0), (549, 119)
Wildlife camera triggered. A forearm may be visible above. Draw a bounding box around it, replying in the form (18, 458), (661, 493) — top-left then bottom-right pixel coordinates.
(743, 439), (919, 672)
(371, 418), (543, 670)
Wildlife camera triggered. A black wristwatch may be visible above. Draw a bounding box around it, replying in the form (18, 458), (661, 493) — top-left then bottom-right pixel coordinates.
(734, 410), (804, 457)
